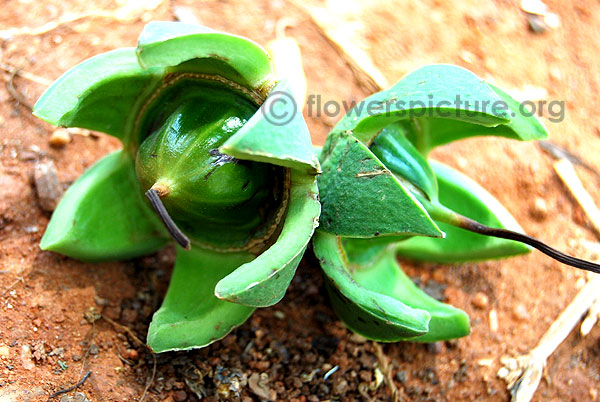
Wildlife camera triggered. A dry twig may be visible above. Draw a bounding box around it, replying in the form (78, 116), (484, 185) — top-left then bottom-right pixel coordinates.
(498, 158), (600, 401)
(101, 315), (148, 349)
(498, 270), (600, 401)
(0, 0), (165, 40)
(138, 354), (157, 402)
(372, 342), (405, 402)
(100, 314), (156, 401)
(554, 158), (600, 236)
(6, 69), (33, 110)
(286, 0), (386, 94)
(0, 63), (53, 86)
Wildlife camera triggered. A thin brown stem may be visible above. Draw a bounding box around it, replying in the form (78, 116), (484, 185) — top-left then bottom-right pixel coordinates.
(451, 214), (600, 275)
(145, 188), (190, 250)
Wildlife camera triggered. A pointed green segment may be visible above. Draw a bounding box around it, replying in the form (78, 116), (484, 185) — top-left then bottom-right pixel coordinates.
(147, 246), (255, 353)
(330, 65), (546, 155)
(317, 132), (441, 238)
(314, 231), (431, 341)
(402, 84), (548, 154)
(394, 161), (530, 262)
(346, 241), (470, 342)
(333, 64), (510, 145)
(40, 151), (169, 261)
(220, 79), (320, 174)
(215, 171), (320, 307)
(33, 48), (160, 143)
(137, 21), (273, 91)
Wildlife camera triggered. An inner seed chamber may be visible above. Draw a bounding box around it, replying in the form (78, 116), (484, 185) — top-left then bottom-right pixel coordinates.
(135, 77), (288, 252)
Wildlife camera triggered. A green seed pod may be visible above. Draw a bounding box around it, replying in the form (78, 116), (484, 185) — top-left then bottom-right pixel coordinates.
(135, 91), (285, 252)
(33, 22), (320, 352)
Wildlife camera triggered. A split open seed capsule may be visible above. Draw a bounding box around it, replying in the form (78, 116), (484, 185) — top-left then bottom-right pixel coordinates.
(33, 22), (320, 352)
(315, 65), (549, 342)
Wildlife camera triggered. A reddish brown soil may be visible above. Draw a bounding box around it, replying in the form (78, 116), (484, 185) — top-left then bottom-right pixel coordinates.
(1, 0), (600, 401)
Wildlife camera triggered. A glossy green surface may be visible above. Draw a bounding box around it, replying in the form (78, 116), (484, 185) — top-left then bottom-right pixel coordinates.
(137, 22), (274, 91)
(221, 79), (321, 174)
(147, 246), (255, 352)
(215, 170), (320, 307)
(315, 64), (545, 343)
(33, 48), (160, 145)
(346, 238), (470, 342)
(370, 122), (438, 201)
(34, 22), (321, 352)
(40, 150), (169, 261)
(135, 88), (285, 249)
(394, 161), (530, 262)
(314, 231), (431, 341)
(317, 131), (441, 238)
(330, 64), (546, 155)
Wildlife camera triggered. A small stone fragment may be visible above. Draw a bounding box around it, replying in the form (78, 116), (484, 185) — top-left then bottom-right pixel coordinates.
(396, 370), (407, 383)
(528, 14), (547, 34)
(531, 196), (548, 220)
(60, 392), (89, 402)
(333, 378), (348, 395)
(19, 151), (39, 161)
(124, 348), (139, 361)
(88, 343), (99, 355)
(20, 344), (35, 370)
(49, 129), (71, 148)
(25, 225), (39, 233)
(248, 373), (272, 401)
(426, 342), (443, 354)
(513, 304), (530, 321)
(544, 12), (560, 29)
(173, 390), (187, 402)
(33, 160), (63, 212)
(472, 292), (489, 309)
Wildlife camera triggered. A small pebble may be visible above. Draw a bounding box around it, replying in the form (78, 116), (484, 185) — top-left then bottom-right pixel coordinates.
(88, 343), (99, 355)
(544, 12), (560, 29)
(520, 0), (548, 15)
(472, 292), (489, 309)
(124, 348), (139, 361)
(528, 14), (548, 34)
(20, 344), (35, 370)
(396, 370), (407, 383)
(49, 129), (71, 148)
(248, 373), (271, 401)
(33, 160), (63, 212)
(333, 378), (348, 395)
(59, 392), (89, 402)
(426, 342), (443, 354)
(19, 151), (39, 161)
(549, 65), (562, 81)
(513, 304), (530, 321)
(531, 196), (548, 220)
(25, 225), (39, 233)
(173, 390), (187, 402)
